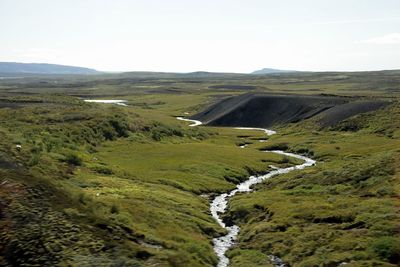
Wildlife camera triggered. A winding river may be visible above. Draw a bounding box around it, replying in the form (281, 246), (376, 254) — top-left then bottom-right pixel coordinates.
(177, 117), (316, 267)
(84, 102), (316, 266)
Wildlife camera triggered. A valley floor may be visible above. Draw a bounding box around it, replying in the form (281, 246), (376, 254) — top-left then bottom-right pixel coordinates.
(0, 72), (399, 266)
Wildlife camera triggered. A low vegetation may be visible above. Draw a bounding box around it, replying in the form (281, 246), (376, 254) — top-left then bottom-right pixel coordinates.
(227, 102), (400, 266)
(0, 71), (399, 266)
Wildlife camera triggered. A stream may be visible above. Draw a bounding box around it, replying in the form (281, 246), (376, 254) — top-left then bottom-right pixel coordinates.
(177, 117), (316, 267)
(83, 99), (128, 106)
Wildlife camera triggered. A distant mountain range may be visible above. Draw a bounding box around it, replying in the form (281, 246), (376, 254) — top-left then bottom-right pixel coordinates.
(0, 62), (305, 76)
(251, 68), (297, 75)
(1, 62), (398, 77)
(0, 62), (100, 75)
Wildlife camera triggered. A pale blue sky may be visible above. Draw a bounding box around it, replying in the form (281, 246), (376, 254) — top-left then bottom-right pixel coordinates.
(1, 0), (400, 72)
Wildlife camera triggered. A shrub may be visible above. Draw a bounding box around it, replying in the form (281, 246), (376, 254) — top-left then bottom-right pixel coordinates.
(109, 117), (129, 137)
(78, 193), (86, 204)
(260, 143), (289, 151)
(65, 153), (83, 166)
(295, 147), (314, 156)
(280, 156), (290, 164)
(110, 204), (119, 214)
(28, 154), (40, 166)
(371, 237), (400, 264)
(150, 123), (184, 141)
(91, 165), (113, 174)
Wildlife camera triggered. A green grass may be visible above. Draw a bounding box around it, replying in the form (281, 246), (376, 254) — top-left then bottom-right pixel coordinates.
(67, 126), (291, 266)
(0, 71), (399, 266)
(0, 94), (294, 266)
(225, 104), (400, 267)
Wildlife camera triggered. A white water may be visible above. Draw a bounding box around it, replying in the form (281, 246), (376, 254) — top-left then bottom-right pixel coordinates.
(234, 127), (276, 136)
(176, 116), (203, 126)
(84, 99), (128, 106)
(177, 118), (316, 267)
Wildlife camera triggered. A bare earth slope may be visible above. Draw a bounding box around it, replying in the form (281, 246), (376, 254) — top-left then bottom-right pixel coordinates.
(191, 93), (388, 127)
(318, 100), (389, 127)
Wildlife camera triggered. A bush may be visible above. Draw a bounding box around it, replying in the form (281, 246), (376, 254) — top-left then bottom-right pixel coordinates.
(150, 123), (184, 141)
(65, 153), (83, 166)
(371, 237), (400, 264)
(78, 193), (86, 204)
(91, 165), (113, 174)
(110, 204), (119, 214)
(28, 154), (40, 166)
(109, 117), (130, 138)
(295, 147), (314, 156)
(280, 156), (290, 164)
(260, 143), (289, 151)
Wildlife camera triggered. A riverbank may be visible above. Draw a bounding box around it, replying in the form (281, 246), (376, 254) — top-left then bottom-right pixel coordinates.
(177, 118), (316, 267)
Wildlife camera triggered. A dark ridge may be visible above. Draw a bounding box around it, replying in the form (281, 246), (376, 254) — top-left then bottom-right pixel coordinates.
(191, 93), (388, 128)
(0, 101), (26, 109)
(318, 101), (389, 127)
(208, 85), (257, 90)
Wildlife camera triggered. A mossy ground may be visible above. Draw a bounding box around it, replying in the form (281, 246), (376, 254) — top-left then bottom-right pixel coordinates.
(227, 103), (400, 266)
(0, 72), (399, 266)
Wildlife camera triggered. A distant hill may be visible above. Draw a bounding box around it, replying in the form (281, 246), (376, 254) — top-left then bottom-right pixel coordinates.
(0, 62), (100, 75)
(251, 68), (297, 75)
(118, 71), (244, 79)
(181, 71), (244, 78)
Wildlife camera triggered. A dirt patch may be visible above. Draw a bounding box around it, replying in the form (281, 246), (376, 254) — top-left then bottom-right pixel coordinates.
(0, 156), (18, 170)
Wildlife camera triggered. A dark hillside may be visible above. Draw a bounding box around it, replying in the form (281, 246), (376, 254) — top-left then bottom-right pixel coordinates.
(192, 93), (388, 127)
(318, 100), (389, 127)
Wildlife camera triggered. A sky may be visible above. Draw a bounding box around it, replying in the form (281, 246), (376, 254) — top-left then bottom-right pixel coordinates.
(1, 0), (400, 73)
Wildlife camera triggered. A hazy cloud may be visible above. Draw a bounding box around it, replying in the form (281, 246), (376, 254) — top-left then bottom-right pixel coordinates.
(315, 17), (400, 25)
(361, 33), (400, 44)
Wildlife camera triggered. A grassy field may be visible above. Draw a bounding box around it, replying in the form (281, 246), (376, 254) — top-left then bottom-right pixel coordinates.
(0, 71), (399, 266)
(227, 103), (400, 266)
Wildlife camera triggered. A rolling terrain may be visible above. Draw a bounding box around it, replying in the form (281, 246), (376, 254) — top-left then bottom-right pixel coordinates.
(0, 70), (399, 267)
